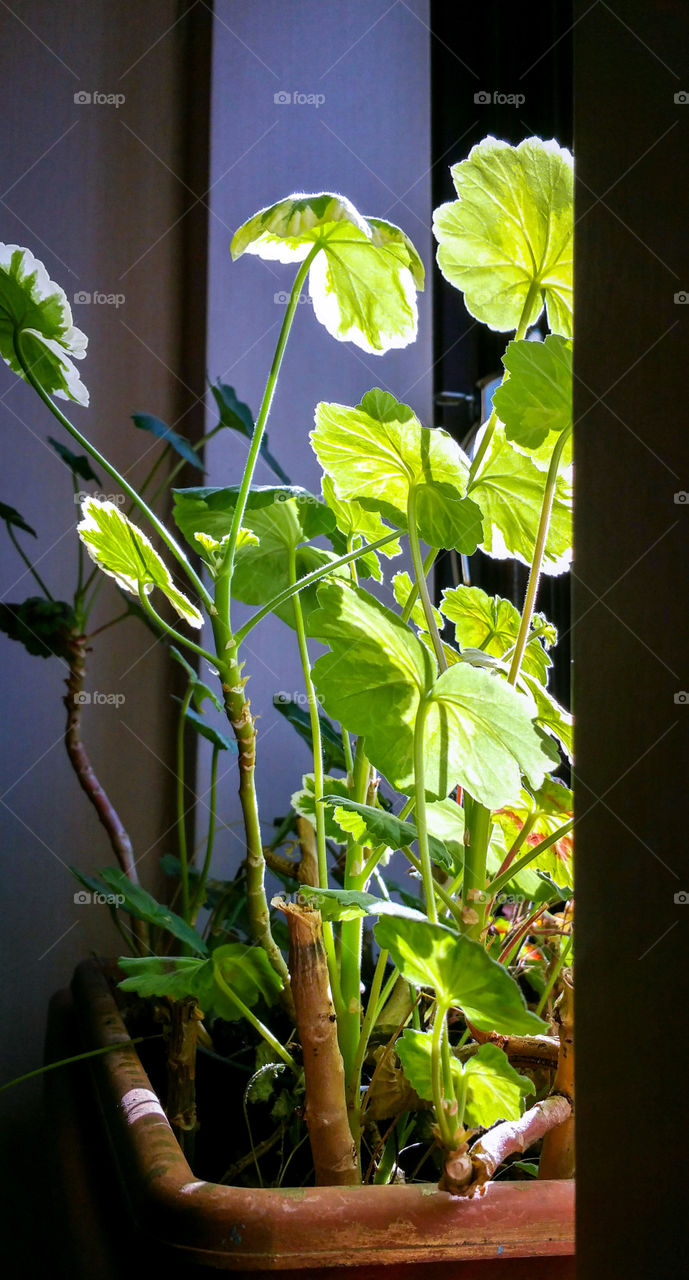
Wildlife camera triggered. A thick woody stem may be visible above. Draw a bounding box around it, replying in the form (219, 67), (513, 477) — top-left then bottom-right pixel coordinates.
(219, 664), (293, 1016)
(65, 633), (148, 951)
(440, 1094), (573, 1196)
(465, 1023), (560, 1067)
(276, 903), (359, 1186)
(160, 996), (202, 1164)
(539, 967), (575, 1179)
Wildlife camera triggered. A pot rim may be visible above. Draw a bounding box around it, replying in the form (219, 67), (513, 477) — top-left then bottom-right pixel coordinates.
(70, 957), (575, 1272)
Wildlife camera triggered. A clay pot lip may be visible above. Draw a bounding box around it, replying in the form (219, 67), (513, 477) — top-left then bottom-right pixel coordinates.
(69, 957), (575, 1271)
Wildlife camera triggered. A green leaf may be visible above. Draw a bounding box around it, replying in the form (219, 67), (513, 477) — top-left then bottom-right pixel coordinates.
(70, 866), (208, 955)
(429, 662), (553, 809)
(0, 502), (36, 536)
(0, 597), (75, 660)
(373, 916), (547, 1034)
(272, 693), (346, 772)
(312, 393), (483, 554)
(397, 1030), (534, 1127)
(174, 700), (237, 753)
(47, 438), (101, 484)
(210, 380), (291, 486)
(520, 672), (572, 762)
(495, 778), (573, 892)
(231, 194), (423, 354)
(492, 337), (572, 459)
(77, 497), (203, 628)
(439, 584), (553, 685)
(321, 474), (400, 581)
(118, 943), (282, 1022)
(323, 796), (453, 871)
(118, 955), (210, 1001)
(310, 580), (550, 806)
(291, 774), (350, 841)
(211, 942), (283, 1018)
(309, 580), (435, 794)
(433, 136), (573, 336)
(131, 413), (203, 472)
(296, 885), (424, 922)
(468, 427), (572, 575)
(0, 242), (89, 405)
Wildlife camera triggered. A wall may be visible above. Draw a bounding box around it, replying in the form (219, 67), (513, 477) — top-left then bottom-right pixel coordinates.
(0, 0), (210, 1252)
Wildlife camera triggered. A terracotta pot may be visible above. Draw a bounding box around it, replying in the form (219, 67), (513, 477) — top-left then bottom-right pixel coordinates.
(46, 958), (575, 1277)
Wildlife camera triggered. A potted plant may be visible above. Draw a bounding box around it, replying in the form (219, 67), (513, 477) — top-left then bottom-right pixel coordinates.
(1, 133), (575, 1272)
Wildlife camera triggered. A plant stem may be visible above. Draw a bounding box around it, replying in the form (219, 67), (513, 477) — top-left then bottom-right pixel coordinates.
(175, 684), (194, 924)
(213, 966), (295, 1069)
(401, 546), (437, 625)
(508, 426), (572, 686)
(347, 947), (389, 1150)
(407, 488), (445, 672)
(219, 246), (320, 595)
(234, 530), (400, 643)
(467, 280), (543, 486)
(412, 694), (438, 924)
(431, 1000), (455, 1147)
(276, 903), (359, 1185)
(460, 796), (493, 938)
(190, 744), (219, 923)
(338, 738), (370, 1113)
(64, 632), (148, 950)
(134, 587), (217, 665)
(13, 331), (213, 610)
(288, 545), (341, 1008)
(6, 523), (54, 599)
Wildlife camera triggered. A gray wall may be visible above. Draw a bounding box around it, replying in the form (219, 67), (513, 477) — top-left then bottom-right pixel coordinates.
(0, 0), (206, 1157)
(203, 0), (433, 878)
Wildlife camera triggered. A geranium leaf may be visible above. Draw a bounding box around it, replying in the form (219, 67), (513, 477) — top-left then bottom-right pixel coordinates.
(273, 693), (346, 772)
(231, 194), (423, 354)
(295, 885), (425, 923)
(440, 584), (553, 685)
(468, 427), (572, 575)
(323, 796), (453, 871)
(71, 866), (208, 955)
(131, 413), (203, 472)
(77, 498), (203, 628)
(210, 380), (291, 485)
(374, 916), (547, 1034)
(0, 597), (75, 660)
(495, 778), (574, 892)
(0, 243), (89, 405)
(312, 392), (483, 554)
(433, 136), (573, 336)
(397, 1030), (533, 1127)
(493, 336), (572, 457)
(47, 438), (101, 484)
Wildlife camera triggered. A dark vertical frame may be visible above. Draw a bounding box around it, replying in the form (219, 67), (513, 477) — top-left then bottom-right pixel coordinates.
(574, 2), (689, 1273)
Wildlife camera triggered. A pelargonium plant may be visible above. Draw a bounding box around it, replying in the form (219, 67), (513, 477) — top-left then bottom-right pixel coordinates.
(0, 135), (574, 1194)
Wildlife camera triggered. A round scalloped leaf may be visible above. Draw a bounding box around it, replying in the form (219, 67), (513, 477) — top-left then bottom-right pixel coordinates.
(231, 194), (423, 354)
(433, 137), (573, 336)
(0, 243), (89, 405)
